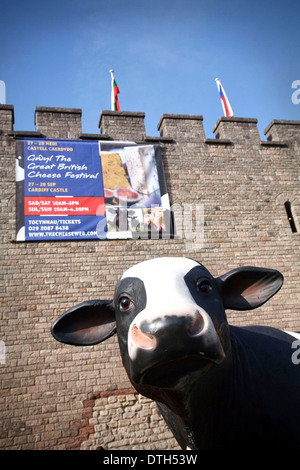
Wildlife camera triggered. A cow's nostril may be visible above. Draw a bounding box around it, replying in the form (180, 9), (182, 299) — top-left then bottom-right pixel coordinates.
(130, 324), (157, 349)
(187, 310), (205, 336)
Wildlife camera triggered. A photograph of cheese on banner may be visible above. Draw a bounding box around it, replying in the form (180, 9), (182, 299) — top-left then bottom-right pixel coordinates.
(100, 144), (170, 238)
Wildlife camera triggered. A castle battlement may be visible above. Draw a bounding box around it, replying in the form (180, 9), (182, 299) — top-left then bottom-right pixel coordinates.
(1, 104), (299, 145)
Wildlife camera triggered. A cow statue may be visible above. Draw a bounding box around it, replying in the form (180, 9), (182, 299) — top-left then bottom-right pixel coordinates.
(51, 257), (300, 449)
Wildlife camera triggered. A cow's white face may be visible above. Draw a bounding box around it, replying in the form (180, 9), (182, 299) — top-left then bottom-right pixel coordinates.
(115, 258), (228, 387)
(51, 256), (283, 393)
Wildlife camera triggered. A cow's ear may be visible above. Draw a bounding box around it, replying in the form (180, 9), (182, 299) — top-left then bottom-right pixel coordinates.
(51, 300), (116, 346)
(217, 267), (283, 311)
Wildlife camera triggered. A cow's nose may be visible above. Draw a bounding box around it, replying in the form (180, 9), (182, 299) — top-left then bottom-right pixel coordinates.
(128, 306), (226, 384)
(129, 308), (205, 353)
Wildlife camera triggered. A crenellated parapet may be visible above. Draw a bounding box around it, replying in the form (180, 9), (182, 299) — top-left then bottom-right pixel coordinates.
(0, 104), (14, 132)
(99, 110), (146, 142)
(1, 104), (299, 146)
(212, 117), (260, 143)
(264, 119), (300, 143)
(34, 106), (82, 140)
(157, 114), (205, 142)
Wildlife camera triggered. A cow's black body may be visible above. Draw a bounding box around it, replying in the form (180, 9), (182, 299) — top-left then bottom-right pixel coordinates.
(156, 325), (300, 449)
(51, 257), (300, 450)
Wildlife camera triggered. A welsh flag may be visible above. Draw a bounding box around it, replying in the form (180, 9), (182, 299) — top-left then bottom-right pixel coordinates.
(110, 70), (120, 111)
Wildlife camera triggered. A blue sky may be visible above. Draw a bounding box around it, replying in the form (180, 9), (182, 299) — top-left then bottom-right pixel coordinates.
(1, 0), (299, 138)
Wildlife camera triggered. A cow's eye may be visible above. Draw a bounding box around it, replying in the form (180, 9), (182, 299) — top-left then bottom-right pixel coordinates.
(119, 296), (131, 311)
(197, 279), (213, 294)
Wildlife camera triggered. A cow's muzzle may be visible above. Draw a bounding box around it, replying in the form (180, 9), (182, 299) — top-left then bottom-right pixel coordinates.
(127, 305), (225, 386)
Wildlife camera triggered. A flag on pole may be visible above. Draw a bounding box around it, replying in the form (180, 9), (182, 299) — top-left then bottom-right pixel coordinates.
(109, 69), (120, 111)
(215, 78), (234, 117)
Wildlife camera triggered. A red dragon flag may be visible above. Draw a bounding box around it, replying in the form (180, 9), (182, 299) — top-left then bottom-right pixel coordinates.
(215, 78), (234, 117)
(110, 69), (120, 111)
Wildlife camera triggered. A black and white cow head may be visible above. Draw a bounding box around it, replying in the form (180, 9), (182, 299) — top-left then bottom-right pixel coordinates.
(51, 257), (283, 395)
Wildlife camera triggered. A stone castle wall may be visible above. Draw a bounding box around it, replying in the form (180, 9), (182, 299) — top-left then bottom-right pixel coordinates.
(1, 105), (299, 449)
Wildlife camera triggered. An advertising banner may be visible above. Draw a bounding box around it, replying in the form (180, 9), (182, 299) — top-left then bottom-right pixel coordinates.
(15, 139), (172, 241)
